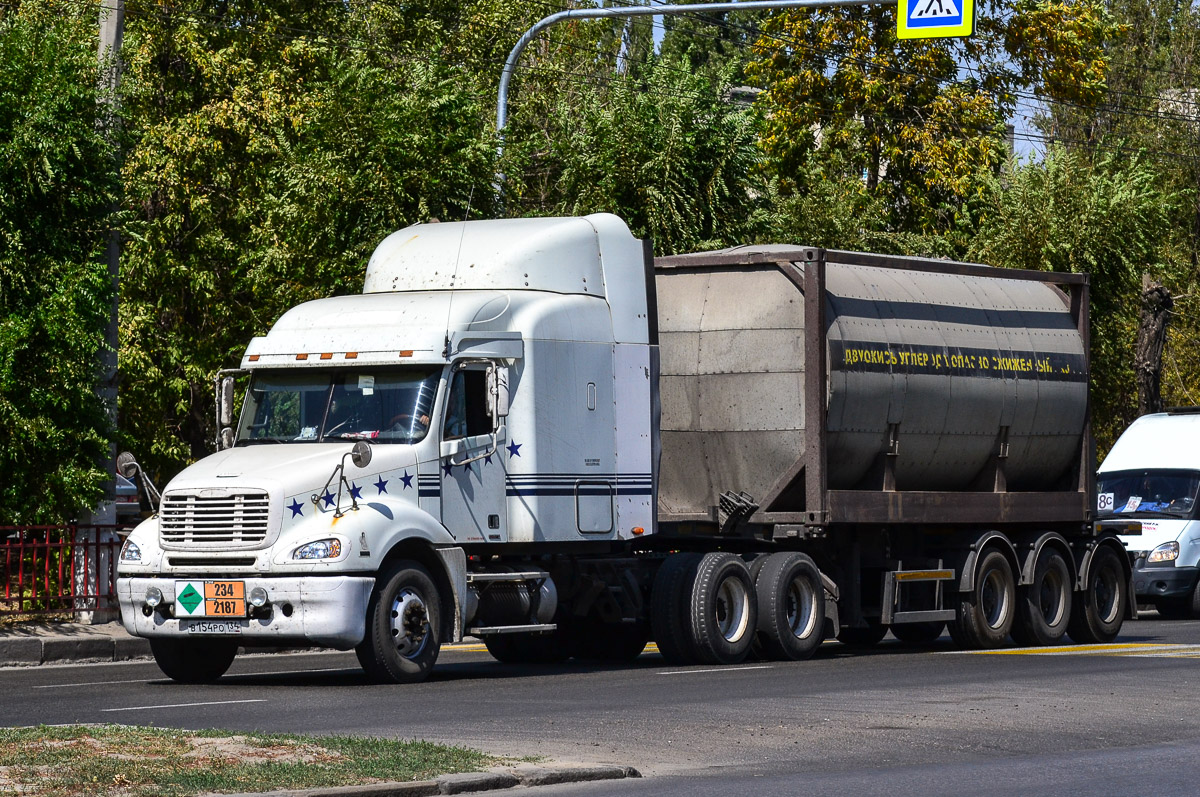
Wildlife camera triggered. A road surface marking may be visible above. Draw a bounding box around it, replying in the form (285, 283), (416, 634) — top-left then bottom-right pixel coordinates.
(101, 699), (267, 713)
(947, 643), (1200, 657)
(658, 665), (774, 675)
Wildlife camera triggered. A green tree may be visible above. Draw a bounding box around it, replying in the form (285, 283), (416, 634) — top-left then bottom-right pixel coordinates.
(969, 147), (1171, 450)
(118, 0), (495, 481)
(0, 0), (118, 523)
(748, 0), (1119, 232)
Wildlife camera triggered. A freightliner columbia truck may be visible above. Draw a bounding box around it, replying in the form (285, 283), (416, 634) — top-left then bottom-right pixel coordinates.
(116, 214), (1138, 683)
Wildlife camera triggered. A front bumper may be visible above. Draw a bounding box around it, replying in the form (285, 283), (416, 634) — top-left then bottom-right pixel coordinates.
(1130, 562), (1199, 600)
(117, 575), (374, 650)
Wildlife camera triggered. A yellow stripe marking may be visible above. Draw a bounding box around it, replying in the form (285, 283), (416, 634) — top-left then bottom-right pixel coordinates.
(958, 643), (1200, 657)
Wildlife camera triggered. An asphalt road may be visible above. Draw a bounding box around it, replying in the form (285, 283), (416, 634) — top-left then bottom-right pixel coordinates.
(6, 616), (1200, 796)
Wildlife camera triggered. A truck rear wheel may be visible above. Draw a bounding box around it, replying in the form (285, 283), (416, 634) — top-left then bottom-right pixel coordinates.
(1012, 548), (1071, 646)
(356, 560), (442, 684)
(1067, 546), (1126, 644)
(650, 553), (703, 665)
(690, 553), (757, 665)
(150, 639), (237, 683)
(753, 552), (824, 661)
(952, 549), (1015, 649)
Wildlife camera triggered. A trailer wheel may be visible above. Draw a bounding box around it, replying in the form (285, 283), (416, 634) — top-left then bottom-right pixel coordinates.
(483, 632), (568, 664)
(890, 622), (945, 645)
(952, 549), (1015, 649)
(356, 559), (441, 683)
(150, 639), (237, 684)
(753, 552), (824, 661)
(690, 553), (757, 665)
(1012, 549), (1072, 646)
(1067, 546), (1126, 644)
(650, 553), (703, 665)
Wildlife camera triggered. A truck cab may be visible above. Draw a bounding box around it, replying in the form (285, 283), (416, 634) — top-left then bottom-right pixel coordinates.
(1101, 409), (1200, 617)
(116, 213), (656, 683)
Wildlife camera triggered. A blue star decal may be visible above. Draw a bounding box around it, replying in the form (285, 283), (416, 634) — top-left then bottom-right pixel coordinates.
(349, 482), (363, 501)
(374, 476), (388, 494)
(507, 440), (522, 458)
(320, 489), (335, 509)
(443, 460), (454, 476)
(484, 453), (493, 465)
(399, 471), (413, 489)
(287, 498), (304, 518)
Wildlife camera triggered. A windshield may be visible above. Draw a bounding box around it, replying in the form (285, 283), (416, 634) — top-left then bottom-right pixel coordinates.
(236, 368), (440, 445)
(1096, 469), (1200, 518)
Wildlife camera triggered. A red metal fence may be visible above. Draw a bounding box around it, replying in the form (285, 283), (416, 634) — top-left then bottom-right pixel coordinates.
(0, 526), (122, 616)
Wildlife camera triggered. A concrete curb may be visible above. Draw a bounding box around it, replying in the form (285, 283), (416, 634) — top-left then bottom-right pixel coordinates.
(0, 633), (152, 666)
(211, 765), (641, 797)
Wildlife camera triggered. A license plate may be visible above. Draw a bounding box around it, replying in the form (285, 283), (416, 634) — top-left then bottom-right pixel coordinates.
(175, 580), (246, 618)
(183, 619), (245, 634)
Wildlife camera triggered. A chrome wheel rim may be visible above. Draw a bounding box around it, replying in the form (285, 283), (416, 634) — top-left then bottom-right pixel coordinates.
(981, 567), (1011, 630)
(787, 576), (819, 640)
(715, 576), (751, 643)
(1038, 565), (1067, 627)
(390, 588), (430, 659)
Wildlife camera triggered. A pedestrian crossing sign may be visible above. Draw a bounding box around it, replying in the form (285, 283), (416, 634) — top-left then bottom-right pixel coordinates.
(898, 0), (975, 39)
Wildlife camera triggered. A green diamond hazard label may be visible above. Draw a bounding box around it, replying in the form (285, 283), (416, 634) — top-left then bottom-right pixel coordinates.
(177, 582), (203, 615)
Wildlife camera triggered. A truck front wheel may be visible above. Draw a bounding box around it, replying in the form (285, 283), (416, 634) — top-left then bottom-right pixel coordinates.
(150, 639), (237, 684)
(357, 560), (442, 684)
(952, 549), (1015, 649)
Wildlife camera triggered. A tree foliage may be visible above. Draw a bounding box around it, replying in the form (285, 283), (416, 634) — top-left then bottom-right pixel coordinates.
(0, 0), (118, 523)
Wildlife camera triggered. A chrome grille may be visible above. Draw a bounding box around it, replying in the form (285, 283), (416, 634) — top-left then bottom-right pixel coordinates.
(160, 490), (271, 546)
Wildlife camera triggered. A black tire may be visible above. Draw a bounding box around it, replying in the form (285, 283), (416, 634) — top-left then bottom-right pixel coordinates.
(1012, 548), (1072, 646)
(690, 553), (757, 665)
(356, 560), (442, 684)
(483, 632), (568, 664)
(650, 553), (703, 665)
(952, 549), (1016, 650)
(836, 622), (887, 648)
(890, 622), (945, 645)
(753, 552), (825, 661)
(150, 638), (237, 684)
(571, 620), (650, 663)
(1067, 546), (1127, 644)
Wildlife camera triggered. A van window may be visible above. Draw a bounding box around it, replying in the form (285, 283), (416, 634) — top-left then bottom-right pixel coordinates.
(1096, 470), (1200, 518)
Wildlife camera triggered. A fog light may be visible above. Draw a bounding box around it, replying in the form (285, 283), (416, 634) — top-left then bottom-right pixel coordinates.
(144, 586), (163, 607)
(248, 587), (269, 607)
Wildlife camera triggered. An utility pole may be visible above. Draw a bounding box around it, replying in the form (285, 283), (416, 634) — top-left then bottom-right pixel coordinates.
(76, 0), (126, 624)
(96, 0), (125, 518)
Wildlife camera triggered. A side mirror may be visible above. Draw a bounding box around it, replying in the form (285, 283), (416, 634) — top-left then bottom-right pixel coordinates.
(351, 440), (372, 469)
(219, 376), (236, 427)
(116, 451), (140, 479)
(488, 365), (510, 420)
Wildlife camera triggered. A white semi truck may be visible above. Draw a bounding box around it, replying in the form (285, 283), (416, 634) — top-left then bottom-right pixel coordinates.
(117, 214), (1137, 683)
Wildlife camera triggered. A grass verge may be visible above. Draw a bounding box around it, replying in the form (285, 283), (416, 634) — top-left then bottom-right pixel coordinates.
(0, 724), (497, 797)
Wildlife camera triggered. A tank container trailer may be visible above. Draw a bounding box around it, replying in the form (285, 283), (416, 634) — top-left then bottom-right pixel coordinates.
(115, 214), (1137, 683)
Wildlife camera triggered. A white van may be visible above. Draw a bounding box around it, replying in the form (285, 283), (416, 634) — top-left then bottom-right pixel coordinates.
(1101, 409), (1200, 617)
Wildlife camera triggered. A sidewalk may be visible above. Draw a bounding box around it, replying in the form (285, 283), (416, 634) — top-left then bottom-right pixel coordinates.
(0, 621), (151, 666)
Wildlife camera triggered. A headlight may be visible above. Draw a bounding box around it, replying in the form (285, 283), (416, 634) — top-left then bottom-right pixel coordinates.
(293, 539), (343, 560)
(120, 540), (142, 562)
(1148, 541), (1180, 563)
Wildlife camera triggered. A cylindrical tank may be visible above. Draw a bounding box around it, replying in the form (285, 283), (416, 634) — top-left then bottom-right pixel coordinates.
(654, 248), (1087, 517)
